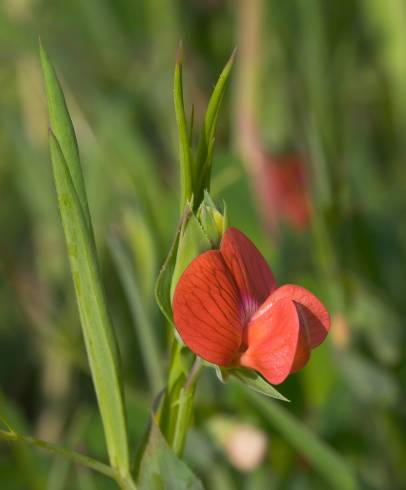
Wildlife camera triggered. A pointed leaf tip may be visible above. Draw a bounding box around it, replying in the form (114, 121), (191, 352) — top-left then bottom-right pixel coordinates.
(228, 47), (237, 65)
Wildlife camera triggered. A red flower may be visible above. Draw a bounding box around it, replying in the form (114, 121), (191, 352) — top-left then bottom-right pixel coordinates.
(265, 153), (311, 231)
(173, 228), (330, 384)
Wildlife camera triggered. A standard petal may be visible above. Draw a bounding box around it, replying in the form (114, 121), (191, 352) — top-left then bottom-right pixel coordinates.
(220, 228), (276, 317)
(269, 284), (330, 348)
(173, 250), (243, 365)
(239, 297), (304, 385)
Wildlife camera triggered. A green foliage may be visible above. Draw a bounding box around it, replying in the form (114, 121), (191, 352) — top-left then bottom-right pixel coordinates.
(138, 418), (203, 490)
(0, 429), (116, 480)
(174, 46), (194, 212)
(174, 46), (235, 213)
(1, 1), (406, 489)
(41, 47), (131, 480)
(155, 227), (181, 326)
(39, 41), (92, 232)
(229, 369), (289, 402)
(194, 49), (236, 204)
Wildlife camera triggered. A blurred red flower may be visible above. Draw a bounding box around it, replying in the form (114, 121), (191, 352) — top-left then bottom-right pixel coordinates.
(173, 227), (330, 384)
(263, 152), (311, 232)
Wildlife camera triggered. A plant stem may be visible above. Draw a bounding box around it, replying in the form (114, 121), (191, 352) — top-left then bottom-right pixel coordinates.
(0, 430), (116, 480)
(184, 357), (202, 392)
(171, 358), (202, 456)
(0, 429), (139, 489)
(118, 474), (138, 490)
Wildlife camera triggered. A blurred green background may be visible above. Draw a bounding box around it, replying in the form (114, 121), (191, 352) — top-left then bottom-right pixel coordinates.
(1, 0), (406, 488)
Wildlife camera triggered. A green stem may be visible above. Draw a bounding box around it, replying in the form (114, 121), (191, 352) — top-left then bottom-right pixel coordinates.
(118, 474), (138, 490)
(158, 341), (202, 457)
(171, 358), (202, 456)
(0, 429), (138, 489)
(0, 430), (115, 480)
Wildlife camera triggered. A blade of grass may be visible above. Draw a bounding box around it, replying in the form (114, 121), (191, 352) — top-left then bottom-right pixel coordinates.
(109, 235), (164, 395)
(195, 49), (236, 203)
(174, 43), (193, 212)
(47, 131), (131, 478)
(39, 41), (92, 233)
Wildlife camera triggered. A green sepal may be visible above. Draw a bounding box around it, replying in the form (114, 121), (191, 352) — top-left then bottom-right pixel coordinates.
(217, 367), (289, 402)
(155, 221), (182, 326)
(169, 204), (212, 301)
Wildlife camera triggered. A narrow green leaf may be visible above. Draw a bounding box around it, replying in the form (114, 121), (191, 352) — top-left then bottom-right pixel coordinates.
(137, 417), (204, 490)
(174, 44), (193, 212)
(109, 236), (164, 395)
(39, 41), (92, 232)
(48, 132), (130, 476)
(230, 369), (289, 402)
(188, 104), (195, 146)
(237, 386), (359, 490)
(195, 49), (236, 202)
(155, 229), (181, 326)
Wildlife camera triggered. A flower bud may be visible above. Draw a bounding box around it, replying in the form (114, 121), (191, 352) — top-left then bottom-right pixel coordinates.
(197, 192), (227, 248)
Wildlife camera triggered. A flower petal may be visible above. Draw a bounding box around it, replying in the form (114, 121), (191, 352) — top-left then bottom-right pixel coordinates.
(269, 285), (330, 348)
(290, 326), (311, 372)
(239, 297), (303, 385)
(220, 228), (276, 317)
(173, 250), (243, 365)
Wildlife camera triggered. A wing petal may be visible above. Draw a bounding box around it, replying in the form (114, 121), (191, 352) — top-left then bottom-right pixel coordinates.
(173, 250), (243, 365)
(239, 297), (305, 385)
(220, 228), (276, 317)
(269, 284), (330, 348)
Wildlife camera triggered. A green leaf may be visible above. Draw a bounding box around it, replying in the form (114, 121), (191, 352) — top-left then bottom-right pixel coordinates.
(237, 385), (359, 490)
(137, 417), (204, 490)
(155, 226), (181, 326)
(230, 369), (289, 402)
(39, 41), (92, 233)
(47, 130), (130, 476)
(195, 49), (236, 203)
(174, 44), (193, 212)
